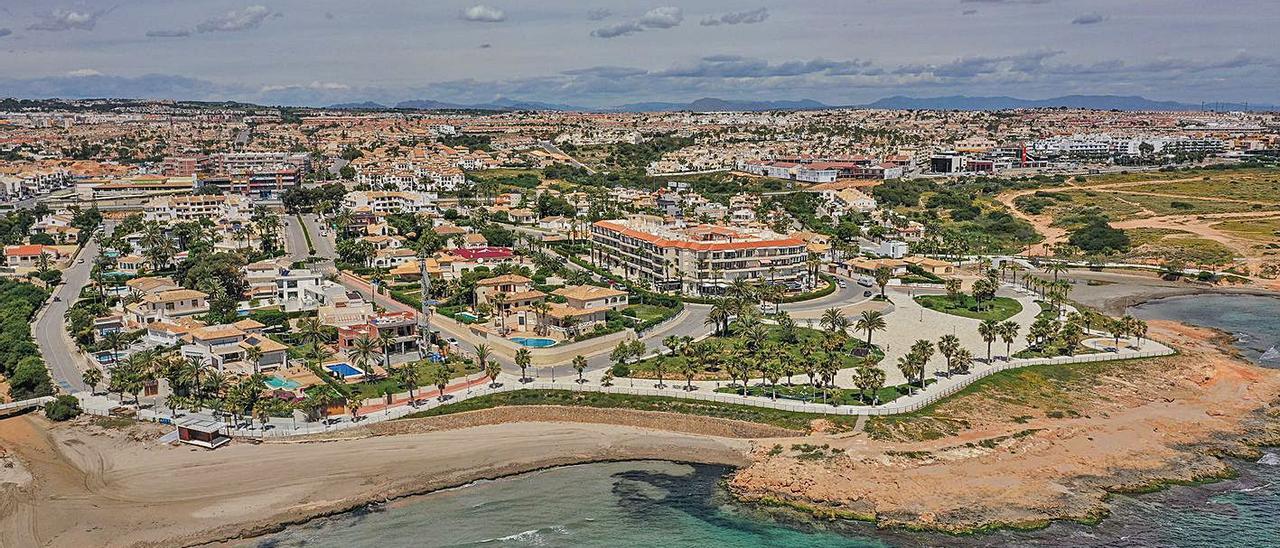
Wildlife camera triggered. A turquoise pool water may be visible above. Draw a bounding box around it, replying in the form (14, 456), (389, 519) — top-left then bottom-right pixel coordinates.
(264, 376), (301, 390)
(511, 337), (557, 348)
(456, 312), (479, 323)
(325, 363), (364, 378)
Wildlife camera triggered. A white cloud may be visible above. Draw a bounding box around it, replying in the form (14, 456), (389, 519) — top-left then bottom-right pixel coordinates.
(461, 5), (506, 23)
(28, 8), (108, 31)
(639, 7), (683, 29)
(700, 8), (769, 27)
(592, 6), (683, 38)
(66, 69), (103, 77)
(196, 6), (274, 33)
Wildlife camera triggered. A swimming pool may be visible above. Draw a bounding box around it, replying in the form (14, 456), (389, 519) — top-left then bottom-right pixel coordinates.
(94, 351), (127, 365)
(510, 337), (557, 348)
(456, 312), (479, 323)
(325, 363), (365, 378)
(264, 376), (302, 390)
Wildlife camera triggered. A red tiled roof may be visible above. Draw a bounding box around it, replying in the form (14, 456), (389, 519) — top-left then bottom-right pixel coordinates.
(449, 247), (514, 260)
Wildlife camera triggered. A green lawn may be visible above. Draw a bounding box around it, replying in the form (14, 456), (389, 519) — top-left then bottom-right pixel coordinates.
(627, 325), (883, 381)
(622, 303), (676, 323)
(319, 359), (483, 401)
(915, 295), (1023, 322)
(712, 379), (936, 406)
(399, 389), (859, 432)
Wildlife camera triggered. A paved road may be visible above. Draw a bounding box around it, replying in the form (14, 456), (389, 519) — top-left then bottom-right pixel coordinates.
(538, 140), (595, 174)
(283, 213), (337, 265)
(34, 227), (110, 393)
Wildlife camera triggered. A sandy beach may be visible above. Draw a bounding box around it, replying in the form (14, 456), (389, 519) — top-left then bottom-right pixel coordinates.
(0, 415), (750, 547)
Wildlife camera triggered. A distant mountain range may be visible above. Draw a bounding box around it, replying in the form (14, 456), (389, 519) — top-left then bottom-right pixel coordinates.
(327, 94), (1275, 113)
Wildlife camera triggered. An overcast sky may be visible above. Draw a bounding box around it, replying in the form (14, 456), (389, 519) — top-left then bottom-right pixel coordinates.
(0, 0), (1276, 107)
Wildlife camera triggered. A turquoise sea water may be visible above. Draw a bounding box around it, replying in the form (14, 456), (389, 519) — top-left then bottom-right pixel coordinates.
(1130, 293), (1280, 366)
(256, 295), (1280, 548)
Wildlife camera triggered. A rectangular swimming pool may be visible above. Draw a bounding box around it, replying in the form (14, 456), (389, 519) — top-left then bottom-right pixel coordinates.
(325, 363), (364, 378)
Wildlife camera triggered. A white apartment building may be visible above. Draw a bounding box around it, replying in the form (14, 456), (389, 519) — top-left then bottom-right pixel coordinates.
(143, 194), (251, 223)
(590, 216), (808, 295)
(342, 190), (436, 216)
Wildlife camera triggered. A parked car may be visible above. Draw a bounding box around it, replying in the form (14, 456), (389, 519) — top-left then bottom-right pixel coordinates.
(863, 290), (873, 298)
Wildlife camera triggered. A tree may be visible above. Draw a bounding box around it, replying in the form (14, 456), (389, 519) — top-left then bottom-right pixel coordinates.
(82, 367), (103, 395)
(485, 357), (502, 388)
(474, 344), (494, 385)
(854, 310), (887, 348)
(514, 348), (532, 382)
(1044, 262), (1069, 282)
(819, 307), (849, 335)
(944, 278), (962, 302)
(853, 360), (885, 404)
(349, 333), (378, 376)
(400, 362), (421, 404)
(244, 345), (263, 375)
(763, 358), (782, 400)
(951, 348), (974, 375)
(680, 356), (699, 391)
(978, 319), (1000, 363)
(1108, 317), (1130, 352)
(873, 266), (893, 299)
(998, 320), (1020, 360)
(937, 334), (961, 376)
(572, 354), (588, 384)
(433, 363), (452, 401)
(1131, 318), (1149, 349)
(909, 339), (935, 388)
(896, 353), (922, 396)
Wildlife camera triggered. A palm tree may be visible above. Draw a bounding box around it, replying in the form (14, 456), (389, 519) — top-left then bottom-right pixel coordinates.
(531, 300), (551, 336)
(978, 319), (1000, 363)
(572, 354), (588, 384)
(1108, 318), (1130, 352)
(347, 400), (361, 421)
(376, 332), (395, 370)
(819, 307), (849, 335)
(474, 343), (493, 382)
(400, 362), (421, 404)
(349, 333), (377, 375)
(491, 292), (509, 334)
(681, 356), (699, 391)
(952, 348), (974, 374)
(909, 339), (935, 389)
(853, 360), (885, 404)
(998, 320), (1020, 360)
(764, 359), (782, 400)
(937, 334), (961, 376)
(896, 352), (921, 396)
(433, 363), (452, 401)
(244, 345), (264, 375)
(1044, 262), (1069, 282)
(873, 266), (892, 299)
(514, 348), (532, 382)
(854, 310), (887, 348)
(485, 357), (502, 388)
(1131, 318), (1149, 349)
(82, 368), (103, 395)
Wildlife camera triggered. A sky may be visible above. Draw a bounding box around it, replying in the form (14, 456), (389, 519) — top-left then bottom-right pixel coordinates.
(0, 0), (1277, 107)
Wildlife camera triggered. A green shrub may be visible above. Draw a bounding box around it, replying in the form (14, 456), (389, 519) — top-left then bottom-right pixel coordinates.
(610, 364), (631, 378)
(44, 395), (82, 421)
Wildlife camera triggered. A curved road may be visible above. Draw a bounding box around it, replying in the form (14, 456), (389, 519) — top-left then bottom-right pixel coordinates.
(34, 225), (112, 393)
